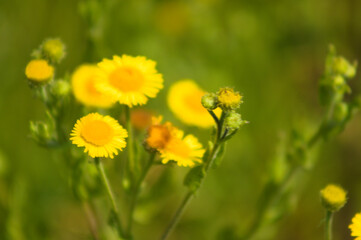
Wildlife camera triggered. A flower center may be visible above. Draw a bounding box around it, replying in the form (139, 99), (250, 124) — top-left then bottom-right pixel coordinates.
(146, 125), (171, 149)
(81, 120), (114, 146)
(109, 67), (145, 92)
(86, 77), (102, 96)
(184, 90), (206, 113)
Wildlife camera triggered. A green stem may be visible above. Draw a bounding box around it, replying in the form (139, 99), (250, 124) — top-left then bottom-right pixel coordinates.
(160, 112), (224, 240)
(125, 152), (156, 238)
(94, 157), (125, 238)
(125, 106), (136, 179)
(160, 192), (194, 240)
(325, 210), (333, 240)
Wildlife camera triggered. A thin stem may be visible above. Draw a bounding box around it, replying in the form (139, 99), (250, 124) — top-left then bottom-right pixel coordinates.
(125, 106), (136, 179)
(94, 157), (125, 238)
(160, 114), (224, 240)
(160, 192), (194, 240)
(325, 210), (333, 240)
(126, 152), (156, 237)
(82, 201), (100, 240)
(208, 110), (219, 125)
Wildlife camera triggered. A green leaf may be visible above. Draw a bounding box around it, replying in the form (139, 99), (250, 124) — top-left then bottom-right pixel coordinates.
(184, 165), (205, 193)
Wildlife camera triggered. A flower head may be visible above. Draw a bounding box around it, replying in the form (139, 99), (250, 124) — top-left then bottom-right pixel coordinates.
(160, 129), (205, 167)
(131, 109), (154, 130)
(145, 116), (176, 150)
(168, 80), (221, 128)
(72, 65), (114, 108)
(25, 59), (54, 82)
(349, 212), (361, 240)
(320, 184), (347, 212)
(217, 87), (242, 111)
(70, 113), (128, 159)
(97, 55), (163, 107)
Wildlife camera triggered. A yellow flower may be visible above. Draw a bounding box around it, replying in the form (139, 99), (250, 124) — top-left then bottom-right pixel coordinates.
(146, 116), (175, 150)
(70, 113), (128, 159)
(349, 212), (361, 240)
(168, 80), (221, 128)
(217, 87), (242, 110)
(97, 55), (163, 107)
(25, 59), (54, 82)
(160, 129), (205, 167)
(320, 184), (347, 212)
(71, 65), (114, 108)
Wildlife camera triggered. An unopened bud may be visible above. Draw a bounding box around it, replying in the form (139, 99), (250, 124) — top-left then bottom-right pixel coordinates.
(320, 184), (347, 212)
(30, 121), (51, 143)
(201, 93), (218, 110)
(332, 102), (348, 123)
(42, 38), (66, 63)
(224, 112), (246, 130)
(51, 80), (71, 97)
(332, 57), (356, 78)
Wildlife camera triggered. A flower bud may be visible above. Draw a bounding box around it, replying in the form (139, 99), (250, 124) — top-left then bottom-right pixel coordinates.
(217, 87), (242, 111)
(30, 121), (51, 143)
(332, 57), (356, 78)
(332, 102), (348, 122)
(201, 93), (218, 110)
(51, 80), (71, 97)
(320, 184), (347, 212)
(25, 59), (54, 83)
(42, 38), (66, 63)
(224, 112), (245, 130)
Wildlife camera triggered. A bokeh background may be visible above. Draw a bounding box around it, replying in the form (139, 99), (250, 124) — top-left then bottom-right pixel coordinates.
(1, 0), (361, 239)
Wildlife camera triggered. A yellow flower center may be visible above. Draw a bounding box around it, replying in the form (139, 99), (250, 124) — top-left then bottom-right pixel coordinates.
(81, 120), (114, 146)
(86, 77), (102, 96)
(25, 59), (54, 82)
(146, 124), (172, 149)
(184, 91), (206, 113)
(167, 138), (191, 158)
(109, 67), (145, 92)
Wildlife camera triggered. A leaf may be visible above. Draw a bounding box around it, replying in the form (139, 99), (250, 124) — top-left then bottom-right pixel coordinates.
(184, 165), (205, 193)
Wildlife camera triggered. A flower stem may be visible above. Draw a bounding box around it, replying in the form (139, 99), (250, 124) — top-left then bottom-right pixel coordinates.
(325, 210), (333, 240)
(160, 112), (224, 240)
(125, 152), (156, 238)
(125, 106), (136, 180)
(94, 157), (125, 238)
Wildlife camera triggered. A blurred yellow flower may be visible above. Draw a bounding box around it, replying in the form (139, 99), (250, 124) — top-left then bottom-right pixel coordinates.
(320, 184), (347, 212)
(168, 80), (221, 128)
(349, 213), (361, 240)
(25, 59), (54, 82)
(160, 129), (205, 167)
(146, 116), (176, 150)
(71, 65), (114, 108)
(97, 55), (163, 107)
(70, 113), (128, 159)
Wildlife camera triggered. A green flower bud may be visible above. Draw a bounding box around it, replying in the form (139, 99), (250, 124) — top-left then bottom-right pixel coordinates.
(320, 184), (347, 212)
(201, 93), (218, 110)
(332, 102), (348, 122)
(332, 57), (356, 78)
(30, 121), (51, 143)
(224, 112), (245, 130)
(51, 80), (71, 97)
(42, 38), (66, 63)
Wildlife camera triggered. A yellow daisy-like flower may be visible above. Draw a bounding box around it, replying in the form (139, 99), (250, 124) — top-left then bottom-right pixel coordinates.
(97, 55), (163, 107)
(70, 113), (128, 159)
(71, 65), (114, 108)
(350, 212), (361, 240)
(25, 59), (54, 82)
(146, 116), (176, 150)
(320, 184), (347, 212)
(168, 80), (221, 128)
(160, 129), (205, 167)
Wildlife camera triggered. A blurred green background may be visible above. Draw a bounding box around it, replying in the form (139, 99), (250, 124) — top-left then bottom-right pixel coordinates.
(1, 0), (361, 239)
